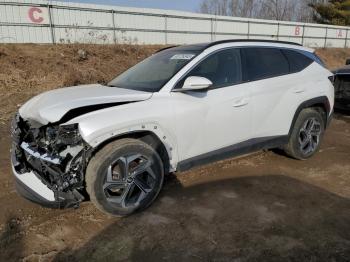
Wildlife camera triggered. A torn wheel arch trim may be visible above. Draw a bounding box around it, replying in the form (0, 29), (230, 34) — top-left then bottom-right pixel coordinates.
(79, 123), (177, 172)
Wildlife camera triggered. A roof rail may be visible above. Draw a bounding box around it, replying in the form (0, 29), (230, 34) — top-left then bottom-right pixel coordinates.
(153, 40), (302, 54)
(155, 45), (179, 53)
(206, 39), (302, 48)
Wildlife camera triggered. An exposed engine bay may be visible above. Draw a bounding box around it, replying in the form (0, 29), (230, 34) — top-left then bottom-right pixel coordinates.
(11, 113), (91, 208)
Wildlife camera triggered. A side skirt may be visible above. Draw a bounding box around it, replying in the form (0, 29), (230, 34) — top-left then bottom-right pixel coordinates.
(176, 135), (289, 172)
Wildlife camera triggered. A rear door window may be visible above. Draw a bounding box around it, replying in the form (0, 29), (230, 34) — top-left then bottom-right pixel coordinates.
(282, 49), (313, 73)
(241, 47), (289, 82)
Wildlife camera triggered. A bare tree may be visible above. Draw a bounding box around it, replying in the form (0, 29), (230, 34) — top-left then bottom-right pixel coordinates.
(238, 0), (257, 18)
(199, 0), (325, 22)
(259, 0), (292, 20)
(231, 0), (260, 18)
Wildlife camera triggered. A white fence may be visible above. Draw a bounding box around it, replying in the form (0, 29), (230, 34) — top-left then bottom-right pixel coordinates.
(0, 0), (350, 48)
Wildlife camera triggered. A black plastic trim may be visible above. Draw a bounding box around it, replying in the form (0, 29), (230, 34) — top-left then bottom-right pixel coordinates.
(177, 135), (288, 172)
(288, 96), (331, 137)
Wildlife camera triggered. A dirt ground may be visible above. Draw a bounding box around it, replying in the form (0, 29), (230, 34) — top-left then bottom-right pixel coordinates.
(0, 44), (350, 261)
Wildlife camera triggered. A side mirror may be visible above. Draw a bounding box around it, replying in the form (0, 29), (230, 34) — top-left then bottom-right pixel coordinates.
(346, 59), (350, 65)
(174, 76), (212, 92)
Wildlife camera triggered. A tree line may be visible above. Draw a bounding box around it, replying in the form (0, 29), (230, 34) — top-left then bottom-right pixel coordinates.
(199, 0), (350, 26)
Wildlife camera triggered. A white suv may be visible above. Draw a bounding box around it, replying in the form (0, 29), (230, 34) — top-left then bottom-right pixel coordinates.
(11, 40), (334, 216)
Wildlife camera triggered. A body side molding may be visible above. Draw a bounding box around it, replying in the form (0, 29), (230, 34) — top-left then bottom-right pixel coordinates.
(177, 135), (288, 172)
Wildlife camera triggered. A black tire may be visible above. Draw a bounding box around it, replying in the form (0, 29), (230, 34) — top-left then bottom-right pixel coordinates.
(284, 108), (325, 160)
(86, 138), (164, 217)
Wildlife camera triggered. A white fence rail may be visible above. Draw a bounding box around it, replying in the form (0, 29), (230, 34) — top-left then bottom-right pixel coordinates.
(0, 0), (350, 48)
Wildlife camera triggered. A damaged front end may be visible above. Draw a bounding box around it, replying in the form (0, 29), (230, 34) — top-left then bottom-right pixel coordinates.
(11, 113), (91, 209)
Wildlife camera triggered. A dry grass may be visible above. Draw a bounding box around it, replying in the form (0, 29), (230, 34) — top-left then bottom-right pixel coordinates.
(315, 48), (350, 70)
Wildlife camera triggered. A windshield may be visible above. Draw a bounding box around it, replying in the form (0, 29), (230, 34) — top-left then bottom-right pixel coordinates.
(108, 49), (200, 92)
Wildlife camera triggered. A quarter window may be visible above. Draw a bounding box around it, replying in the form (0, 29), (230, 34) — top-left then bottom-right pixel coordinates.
(177, 48), (242, 89)
(282, 49), (313, 73)
(242, 48), (289, 81)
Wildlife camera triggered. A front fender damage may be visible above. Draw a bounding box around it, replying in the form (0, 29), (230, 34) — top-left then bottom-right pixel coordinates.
(78, 122), (177, 172)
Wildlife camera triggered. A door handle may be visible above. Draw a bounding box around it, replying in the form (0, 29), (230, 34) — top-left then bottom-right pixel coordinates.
(293, 88), (306, 94)
(233, 98), (249, 107)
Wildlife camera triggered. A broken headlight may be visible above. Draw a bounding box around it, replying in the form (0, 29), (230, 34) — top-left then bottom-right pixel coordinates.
(57, 124), (82, 145)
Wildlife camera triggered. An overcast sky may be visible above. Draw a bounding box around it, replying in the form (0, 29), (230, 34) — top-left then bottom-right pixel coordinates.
(59, 0), (202, 12)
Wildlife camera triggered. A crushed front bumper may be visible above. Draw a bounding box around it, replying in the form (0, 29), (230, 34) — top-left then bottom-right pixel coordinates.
(11, 147), (84, 209)
(10, 113), (85, 209)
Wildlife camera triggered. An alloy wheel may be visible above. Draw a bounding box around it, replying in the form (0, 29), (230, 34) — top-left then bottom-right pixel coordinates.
(298, 117), (322, 155)
(103, 154), (157, 208)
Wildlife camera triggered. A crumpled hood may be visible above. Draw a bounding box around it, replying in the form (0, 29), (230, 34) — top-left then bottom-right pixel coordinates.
(19, 84), (152, 125)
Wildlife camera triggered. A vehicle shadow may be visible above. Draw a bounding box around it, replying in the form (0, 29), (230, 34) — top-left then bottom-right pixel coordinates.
(53, 174), (350, 262)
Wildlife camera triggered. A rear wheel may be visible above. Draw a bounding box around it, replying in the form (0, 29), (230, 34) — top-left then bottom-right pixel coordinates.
(284, 108), (325, 160)
(86, 138), (164, 217)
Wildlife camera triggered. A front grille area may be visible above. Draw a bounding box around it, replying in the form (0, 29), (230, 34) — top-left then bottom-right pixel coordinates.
(11, 113), (89, 207)
(11, 113), (29, 174)
(10, 113), (91, 193)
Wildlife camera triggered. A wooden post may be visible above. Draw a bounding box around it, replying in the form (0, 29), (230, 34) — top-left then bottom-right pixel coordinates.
(111, 10), (117, 44)
(164, 15), (168, 45)
(301, 24), (305, 46)
(47, 4), (55, 44)
(247, 21), (250, 39)
(345, 29), (349, 48)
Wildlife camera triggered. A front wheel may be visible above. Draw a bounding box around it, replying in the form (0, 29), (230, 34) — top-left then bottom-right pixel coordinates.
(284, 108), (325, 160)
(86, 138), (164, 217)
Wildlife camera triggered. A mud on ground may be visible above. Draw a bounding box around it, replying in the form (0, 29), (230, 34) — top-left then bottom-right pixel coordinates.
(0, 44), (350, 261)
